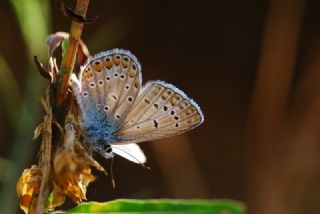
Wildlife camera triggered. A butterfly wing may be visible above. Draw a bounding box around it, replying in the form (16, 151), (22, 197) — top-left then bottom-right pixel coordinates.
(113, 81), (204, 144)
(71, 49), (142, 135)
(111, 144), (146, 164)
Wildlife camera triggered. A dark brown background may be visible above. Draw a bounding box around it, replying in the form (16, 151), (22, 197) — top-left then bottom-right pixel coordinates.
(1, 0), (320, 213)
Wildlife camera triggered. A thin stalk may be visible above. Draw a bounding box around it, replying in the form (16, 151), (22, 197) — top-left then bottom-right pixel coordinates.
(54, 0), (90, 109)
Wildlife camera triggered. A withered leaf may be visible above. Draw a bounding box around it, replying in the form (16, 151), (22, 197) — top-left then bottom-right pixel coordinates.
(52, 122), (106, 204)
(16, 165), (42, 214)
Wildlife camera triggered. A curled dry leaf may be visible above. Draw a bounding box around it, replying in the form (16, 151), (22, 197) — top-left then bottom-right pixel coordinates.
(56, 0), (98, 24)
(33, 123), (44, 140)
(34, 56), (52, 80)
(16, 165), (42, 214)
(52, 119), (106, 204)
(47, 188), (66, 211)
(48, 57), (59, 84)
(47, 31), (90, 71)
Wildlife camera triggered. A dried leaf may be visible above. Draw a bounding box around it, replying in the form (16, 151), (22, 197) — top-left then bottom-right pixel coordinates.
(47, 32), (68, 57)
(53, 122), (106, 204)
(47, 190), (66, 211)
(47, 32), (90, 67)
(59, 1), (98, 24)
(35, 89), (54, 214)
(33, 123), (44, 140)
(34, 56), (51, 80)
(48, 57), (59, 83)
(16, 165), (42, 214)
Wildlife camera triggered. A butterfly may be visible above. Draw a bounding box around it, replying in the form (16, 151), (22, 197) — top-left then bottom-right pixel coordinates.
(71, 49), (204, 165)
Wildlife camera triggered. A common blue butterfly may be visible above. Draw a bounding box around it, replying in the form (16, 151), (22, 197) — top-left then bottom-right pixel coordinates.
(71, 49), (204, 164)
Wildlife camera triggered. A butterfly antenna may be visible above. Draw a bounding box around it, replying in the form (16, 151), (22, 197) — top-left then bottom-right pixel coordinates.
(112, 147), (151, 170)
(110, 157), (116, 189)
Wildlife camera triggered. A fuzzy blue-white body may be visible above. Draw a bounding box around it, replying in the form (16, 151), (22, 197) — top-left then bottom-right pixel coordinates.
(71, 49), (204, 164)
(81, 102), (118, 143)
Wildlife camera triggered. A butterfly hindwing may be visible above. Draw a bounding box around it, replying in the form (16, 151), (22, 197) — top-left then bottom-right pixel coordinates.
(111, 144), (146, 164)
(114, 81), (204, 144)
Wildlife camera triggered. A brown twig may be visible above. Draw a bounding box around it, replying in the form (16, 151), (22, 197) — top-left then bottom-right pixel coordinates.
(54, 0), (90, 109)
(34, 91), (53, 214)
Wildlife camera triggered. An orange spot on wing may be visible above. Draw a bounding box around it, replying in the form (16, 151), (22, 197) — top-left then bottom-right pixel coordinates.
(128, 70), (136, 78)
(82, 69), (93, 79)
(93, 64), (102, 72)
(104, 61), (113, 69)
(114, 58), (121, 65)
(121, 60), (129, 68)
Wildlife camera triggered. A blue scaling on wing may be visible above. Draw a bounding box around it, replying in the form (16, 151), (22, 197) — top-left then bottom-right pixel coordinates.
(81, 101), (119, 144)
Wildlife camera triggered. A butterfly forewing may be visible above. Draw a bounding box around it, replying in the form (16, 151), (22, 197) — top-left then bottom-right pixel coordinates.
(114, 81), (204, 144)
(73, 49), (142, 129)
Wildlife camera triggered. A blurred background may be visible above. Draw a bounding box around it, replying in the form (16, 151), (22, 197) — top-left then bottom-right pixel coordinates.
(1, 0), (320, 213)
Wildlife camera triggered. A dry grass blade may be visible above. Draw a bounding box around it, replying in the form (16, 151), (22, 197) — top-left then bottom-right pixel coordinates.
(34, 90), (53, 214)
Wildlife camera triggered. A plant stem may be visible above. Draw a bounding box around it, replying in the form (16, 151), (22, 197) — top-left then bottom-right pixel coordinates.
(55, 0), (90, 109)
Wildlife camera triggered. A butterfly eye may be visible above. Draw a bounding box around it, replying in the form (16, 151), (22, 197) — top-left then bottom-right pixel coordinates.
(106, 146), (112, 153)
(175, 123), (179, 128)
(120, 74), (125, 80)
(153, 103), (159, 109)
(98, 80), (104, 86)
(106, 76), (111, 81)
(171, 110), (175, 115)
(83, 92), (88, 97)
(89, 82), (95, 88)
(104, 106), (109, 111)
(125, 85), (130, 90)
